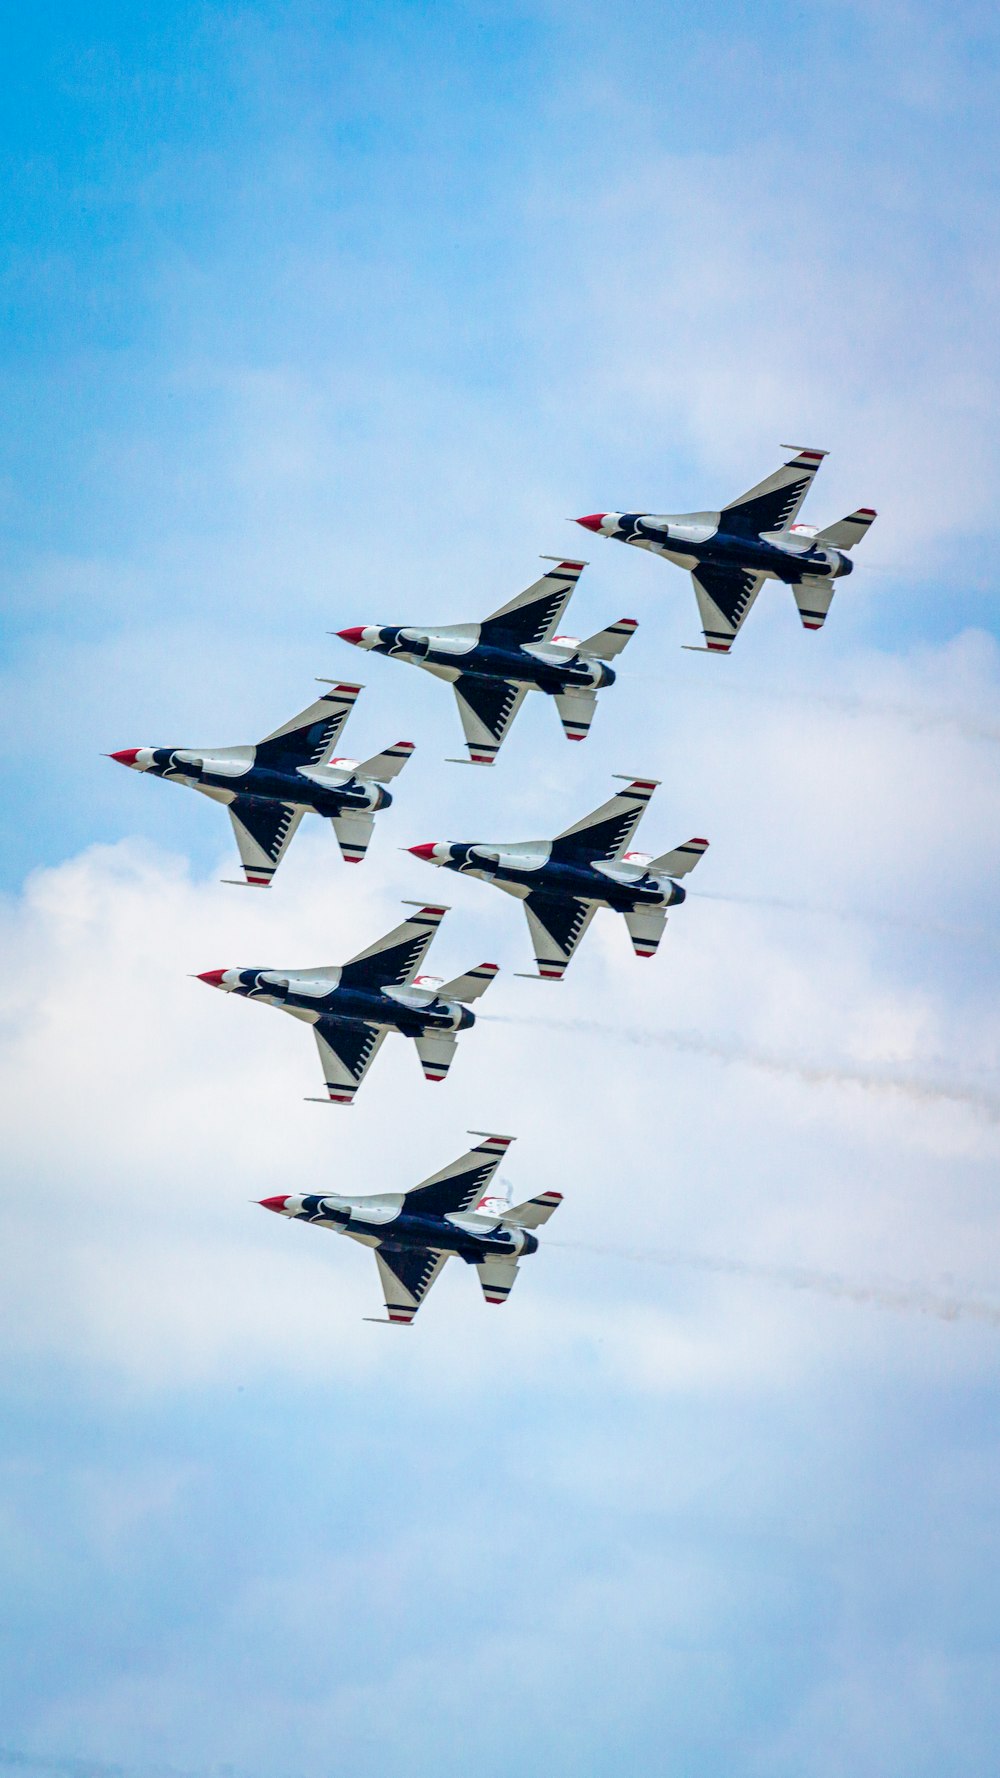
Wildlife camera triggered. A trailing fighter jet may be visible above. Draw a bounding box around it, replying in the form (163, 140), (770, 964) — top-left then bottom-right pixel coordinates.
(108, 683), (412, 885)
(259, 1131), (560, 1324)
(335, 557), (636, 763)
(577, 446), (876, 653)
(407, 777), (707, 979)
(195, 903), (496, 1103)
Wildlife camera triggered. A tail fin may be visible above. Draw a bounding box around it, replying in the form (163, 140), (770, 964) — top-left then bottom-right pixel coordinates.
(577, 616), (638, 660)
(647, 837), (709, 877)
(355, 740), (414, 783)
(815, 508), (876, 551)
(791, 581), (836, 631)
(503, 1189), (562, 1228)
(436, 961), (499, 1003)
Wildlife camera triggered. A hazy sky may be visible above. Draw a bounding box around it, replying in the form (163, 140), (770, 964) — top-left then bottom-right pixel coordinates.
(2, 3), (999, 1775)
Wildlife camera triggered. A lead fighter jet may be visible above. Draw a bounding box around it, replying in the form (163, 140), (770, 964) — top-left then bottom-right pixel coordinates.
(196, 903), (496, 1103)
(108, 683), (412, 885)
(407, 777), (707, 979)
(336, 557), (636, 763)
(577, 446), (876, 653)
(259, 1132), (560, 1324)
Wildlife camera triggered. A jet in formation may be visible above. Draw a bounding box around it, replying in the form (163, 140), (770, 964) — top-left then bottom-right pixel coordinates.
(109, 683), (411, 885)
(336, 557), (636, 763)
(196, 903), (496, 1102)
(259, 1131), (561, 1323)
(407, 776), (707, 978)
(577, 446), (876, 653)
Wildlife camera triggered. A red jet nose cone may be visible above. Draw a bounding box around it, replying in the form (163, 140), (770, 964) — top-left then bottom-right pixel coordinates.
(109, 748), (142, 767)
(258, 1195), (289, 1213)
(336, 626), (367, 645)
(407, 842), (439, 861)
(196, 968), (228, 988)
(575, 513), (607, 533)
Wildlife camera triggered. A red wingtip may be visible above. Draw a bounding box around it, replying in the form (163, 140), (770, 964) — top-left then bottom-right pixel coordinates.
(195, 968), (228, 988)
(336, 626), (366, 645)
(575, 513), (607, 533)
(407, 842), (439, 861)
(109, 748), (142, 767)
(258, 1195), (289, 1213)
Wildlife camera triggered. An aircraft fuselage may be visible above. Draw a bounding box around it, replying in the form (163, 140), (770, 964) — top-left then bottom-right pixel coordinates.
(218, 970), (474, 1038)
(608, 515), (853, 583)
(288, 1193), (538, 1262)
(364, 628), (614, 695)
(126, 750), (389, 816)
(443, 845), (685, 912)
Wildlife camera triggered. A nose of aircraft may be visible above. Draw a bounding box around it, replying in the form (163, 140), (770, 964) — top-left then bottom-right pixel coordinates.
(258, 1195), (290, 1214)
(575, 513), (607, 533)
(407, 842), (443, 864)
(336, 625), (367, 645)
(195, 968), (229, 989)
(108, 748), (142, 767)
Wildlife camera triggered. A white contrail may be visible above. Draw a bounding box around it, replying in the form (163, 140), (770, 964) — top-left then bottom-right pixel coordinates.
(692, 887), (997, 948)
(547, 1240), (1000, 1329)
(483, 1014), (1000, 1122)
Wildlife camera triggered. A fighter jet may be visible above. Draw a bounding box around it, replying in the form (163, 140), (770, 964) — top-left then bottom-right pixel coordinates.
(195, 903), (497, 1103)
(577, 446), (876, 653)
(108, 683), (412, 885)
(259, 1131), (560, 1323)
(407, 776), (707, 979)
(335, 557), (636, 763)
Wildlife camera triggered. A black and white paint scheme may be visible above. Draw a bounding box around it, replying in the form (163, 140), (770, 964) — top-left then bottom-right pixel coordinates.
(196, 903), (497, 1103)
(408, 777), (707, 979)
(258, 1132), (561, 1324)
(336, 557), (636, 763)
(577, 446), (876, 652)
(109, 683), (412, 885)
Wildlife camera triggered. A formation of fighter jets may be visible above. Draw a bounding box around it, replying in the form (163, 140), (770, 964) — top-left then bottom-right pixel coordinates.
(110, 445), (875, 1322)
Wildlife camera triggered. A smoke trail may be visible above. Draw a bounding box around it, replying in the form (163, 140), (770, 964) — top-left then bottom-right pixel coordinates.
(547, 1239), (1000, 1329)
(482, 1014), (1000, 1122)
(692, 887), (998, 949)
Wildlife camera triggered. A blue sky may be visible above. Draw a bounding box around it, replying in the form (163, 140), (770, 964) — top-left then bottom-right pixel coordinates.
(2, 3), (999, 1775)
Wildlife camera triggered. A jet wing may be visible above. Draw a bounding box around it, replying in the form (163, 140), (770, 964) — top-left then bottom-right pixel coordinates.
(553, 688), (597, 742)
(255, 683), (362, 770)
(227, 798), (305, 887)
(339, 904), (448, 990)
(549, 777), (658, 864)
(402, 1132), (514, 1217)
(312, 1019), (388, 1104)
(523, 892), (597, 980)
(721, 446), (826, 537)
(375, 1247), (451, 1324)
(452, 675), (528, 764)
(331, 810), (374, 864)
(478, 559), (585, 648)
(690, 564), (766, 653)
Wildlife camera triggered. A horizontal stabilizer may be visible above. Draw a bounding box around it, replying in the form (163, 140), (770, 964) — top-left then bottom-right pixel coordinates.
(436, 961), (499, 1003)
(331, 810), (374, 864)
(504, 1189), (562, 1228)
(791, 580), (836, 631)
(414, 1031), (459, 1084)
(476, 1257), (520, 1306)
(623, 905), (667, 960)
(554, 689), (597, 742)
(647, 837), (709, 878)
(577, 616), (638, 660)
(355, 740), (414, 783)
(815, 508), (876, 551)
